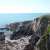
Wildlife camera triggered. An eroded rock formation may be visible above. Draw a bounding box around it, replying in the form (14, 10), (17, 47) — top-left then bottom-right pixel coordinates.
(0, 15), (50, 50)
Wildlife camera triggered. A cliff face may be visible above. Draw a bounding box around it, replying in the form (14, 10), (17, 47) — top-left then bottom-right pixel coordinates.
(0, 15), (50, 50)
(6, 16), (50, 50)
(28, 16), (49, 50)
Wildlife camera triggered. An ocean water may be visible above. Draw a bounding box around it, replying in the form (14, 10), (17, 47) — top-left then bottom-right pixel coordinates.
(0, 13), (47, 25)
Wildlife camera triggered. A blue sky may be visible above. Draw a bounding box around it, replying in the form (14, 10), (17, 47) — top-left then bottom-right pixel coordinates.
(0, 0), (50, 25)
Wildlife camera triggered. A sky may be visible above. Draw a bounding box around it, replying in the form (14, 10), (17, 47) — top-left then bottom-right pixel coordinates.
(0, 0), (50, 13)
(0, 0), (50, 26)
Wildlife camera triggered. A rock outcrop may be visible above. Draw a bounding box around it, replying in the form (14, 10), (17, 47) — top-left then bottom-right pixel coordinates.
(0, 15), (50, 50)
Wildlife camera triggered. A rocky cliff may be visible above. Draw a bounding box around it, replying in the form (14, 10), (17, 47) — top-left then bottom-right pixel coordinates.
(0, 15), (50, 50)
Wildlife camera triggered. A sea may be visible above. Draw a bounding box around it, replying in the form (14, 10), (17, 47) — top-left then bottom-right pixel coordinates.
(0, 13), (49, 26)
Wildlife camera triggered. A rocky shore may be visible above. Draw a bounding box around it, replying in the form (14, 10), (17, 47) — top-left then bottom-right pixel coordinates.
(0, 15), (50, 50)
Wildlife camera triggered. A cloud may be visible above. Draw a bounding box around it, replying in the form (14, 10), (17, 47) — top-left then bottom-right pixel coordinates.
(0, 0), (50, 13)
(0, 6), (33, 13)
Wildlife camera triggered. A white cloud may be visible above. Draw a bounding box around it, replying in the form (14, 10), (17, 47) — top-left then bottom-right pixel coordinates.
(32, 3), (50, 13)
(0, 6), (33, 13)
(0, 0), (50, 13)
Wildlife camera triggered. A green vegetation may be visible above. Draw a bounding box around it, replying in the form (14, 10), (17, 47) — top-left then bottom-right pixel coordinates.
(38, 26), (50, 50)
(47, 26), (50, 33)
